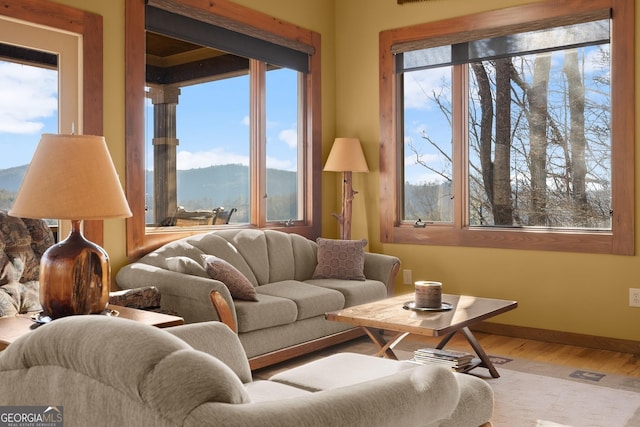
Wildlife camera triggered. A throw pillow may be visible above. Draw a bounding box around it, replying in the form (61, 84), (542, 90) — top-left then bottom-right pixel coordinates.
(312, 238), (367, 281)
(202, 255), (258, 301)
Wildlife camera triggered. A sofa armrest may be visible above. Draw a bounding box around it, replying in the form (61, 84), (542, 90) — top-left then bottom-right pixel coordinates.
(185, 364), (460, 427)
(165, 320), (251, 384)
(116, 263), (237, 325)
(363, 252), (401, 296)
(210, 290), (237, 332)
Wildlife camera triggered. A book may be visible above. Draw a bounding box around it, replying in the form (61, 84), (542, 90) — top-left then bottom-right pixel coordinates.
(411, 348), (474, 372)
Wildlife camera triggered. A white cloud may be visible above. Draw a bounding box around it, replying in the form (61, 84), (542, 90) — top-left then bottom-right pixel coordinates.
(278, 128), (297, 149)
(176, 147), (249, 170)
(403, 67), (450, 110)
(266, 155), (294, 170)
(175, 148), (296, 172)
(0, 62), (57, 134)
(404, 152), (439, 167)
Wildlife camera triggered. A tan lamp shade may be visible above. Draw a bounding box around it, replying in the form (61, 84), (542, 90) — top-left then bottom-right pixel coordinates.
(9, 134), (132, 220)
(323, 137), (369, 172)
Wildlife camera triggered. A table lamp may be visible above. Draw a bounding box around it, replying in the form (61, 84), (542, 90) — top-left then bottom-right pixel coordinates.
(9, 134), (132, 319)
(323, 137), (369, 240)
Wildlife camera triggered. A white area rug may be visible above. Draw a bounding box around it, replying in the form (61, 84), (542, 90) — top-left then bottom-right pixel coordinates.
(487, 367), (640, 427)
(257, 339), (640, 426)
(392, 347), (640, 427)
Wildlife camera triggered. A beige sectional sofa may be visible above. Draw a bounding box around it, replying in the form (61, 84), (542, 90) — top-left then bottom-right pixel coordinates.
(0, 316), (493, 427)
(116, 229), (401, 369)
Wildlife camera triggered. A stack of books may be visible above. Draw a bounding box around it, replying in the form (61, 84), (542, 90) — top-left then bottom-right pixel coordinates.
(412, 348), (474, 372)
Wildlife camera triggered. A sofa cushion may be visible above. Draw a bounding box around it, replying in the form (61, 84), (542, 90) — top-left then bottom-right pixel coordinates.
(165, 256), (209, 278)
(234, 294), (298, 333)
(189, 232), (260, 286)
(270, 352), (417, 392)
(203, 255), (258, 301)
(312, 238), (366, 281)
(264, 230), (296, 282)
(256, 281), (345, 320)
(304, 278), (387, 308)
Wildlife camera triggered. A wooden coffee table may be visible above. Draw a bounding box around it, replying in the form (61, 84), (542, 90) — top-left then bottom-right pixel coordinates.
(325, 294), (517, 378)
(0, 305), (184, 351)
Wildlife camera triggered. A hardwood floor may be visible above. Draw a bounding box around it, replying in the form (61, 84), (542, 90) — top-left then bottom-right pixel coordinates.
(408, 331), (640, 378)
(254, 331), (640, 379)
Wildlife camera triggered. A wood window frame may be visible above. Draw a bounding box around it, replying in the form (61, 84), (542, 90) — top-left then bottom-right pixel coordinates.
(125, 0), (322, 257)
(379, 0), (634, 255)
(1, 0), (103, 245)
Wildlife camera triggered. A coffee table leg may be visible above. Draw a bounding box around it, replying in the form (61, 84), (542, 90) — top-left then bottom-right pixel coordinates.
(362, 327), (410, 359)
(437, 327), (500, 378)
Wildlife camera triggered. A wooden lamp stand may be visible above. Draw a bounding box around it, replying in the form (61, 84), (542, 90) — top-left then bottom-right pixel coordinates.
(324, 138), (369, 240)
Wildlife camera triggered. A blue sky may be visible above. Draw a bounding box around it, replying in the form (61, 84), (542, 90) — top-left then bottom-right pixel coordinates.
(1, 61), (300, 174)
(0, 61), (58, 170)
(0, 57), (434, 186)
(144, 67), (300, 172)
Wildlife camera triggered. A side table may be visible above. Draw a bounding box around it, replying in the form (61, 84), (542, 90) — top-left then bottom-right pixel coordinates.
(0, 305), (184, 351)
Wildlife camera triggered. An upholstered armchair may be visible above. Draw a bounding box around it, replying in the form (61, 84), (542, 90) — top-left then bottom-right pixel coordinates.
(0, 210), (160, 317)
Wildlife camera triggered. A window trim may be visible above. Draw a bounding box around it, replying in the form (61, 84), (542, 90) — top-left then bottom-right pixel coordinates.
(125, 0), (321, 257)
(379, 0), (634, 255)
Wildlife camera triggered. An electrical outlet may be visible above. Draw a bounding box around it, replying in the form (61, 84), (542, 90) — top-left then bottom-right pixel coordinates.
(403, 269), (412, 285)
(630, 288), (640, 307)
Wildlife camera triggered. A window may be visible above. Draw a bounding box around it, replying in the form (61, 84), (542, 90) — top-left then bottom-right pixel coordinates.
(379, 0), (634, 254)
(0, 0), (103, 244)
(126, 0), (321, 256)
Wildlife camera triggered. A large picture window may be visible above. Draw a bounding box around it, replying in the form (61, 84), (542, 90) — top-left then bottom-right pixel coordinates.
(379, 0), (634, 254)
(126, 0), (321, 256)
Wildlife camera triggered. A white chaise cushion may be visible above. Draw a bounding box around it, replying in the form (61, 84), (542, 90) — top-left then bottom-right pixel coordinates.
(269, 352), (417, 391)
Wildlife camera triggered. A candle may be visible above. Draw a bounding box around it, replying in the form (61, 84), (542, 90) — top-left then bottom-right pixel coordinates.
(414, 281), (442, 308)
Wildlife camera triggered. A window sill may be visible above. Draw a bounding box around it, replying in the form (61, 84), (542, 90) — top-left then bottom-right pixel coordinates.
(383, 224), (629, 255)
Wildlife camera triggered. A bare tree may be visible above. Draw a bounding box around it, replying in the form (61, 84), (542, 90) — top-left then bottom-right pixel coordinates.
(528, 54), (551, 225)
(564, 48), (589, 225)
(405, 45), (611, 229)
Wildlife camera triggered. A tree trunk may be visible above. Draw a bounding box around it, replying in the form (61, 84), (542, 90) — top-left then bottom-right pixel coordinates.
(492, 58), (514, 225)
(471, 63), (494, 208)
(564, 49), (588, 224)
(529, 53), (551, 226)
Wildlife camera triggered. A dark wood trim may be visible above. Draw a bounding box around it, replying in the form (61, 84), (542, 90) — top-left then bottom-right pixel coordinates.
(472, 321), (640, 355)
(249, 328), (366, 371)
(0, 0), (104, 246)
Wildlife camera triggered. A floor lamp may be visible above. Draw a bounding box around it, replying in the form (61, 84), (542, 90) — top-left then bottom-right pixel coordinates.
(10, 134), (132, 319)
(323, 137), (369, 240)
